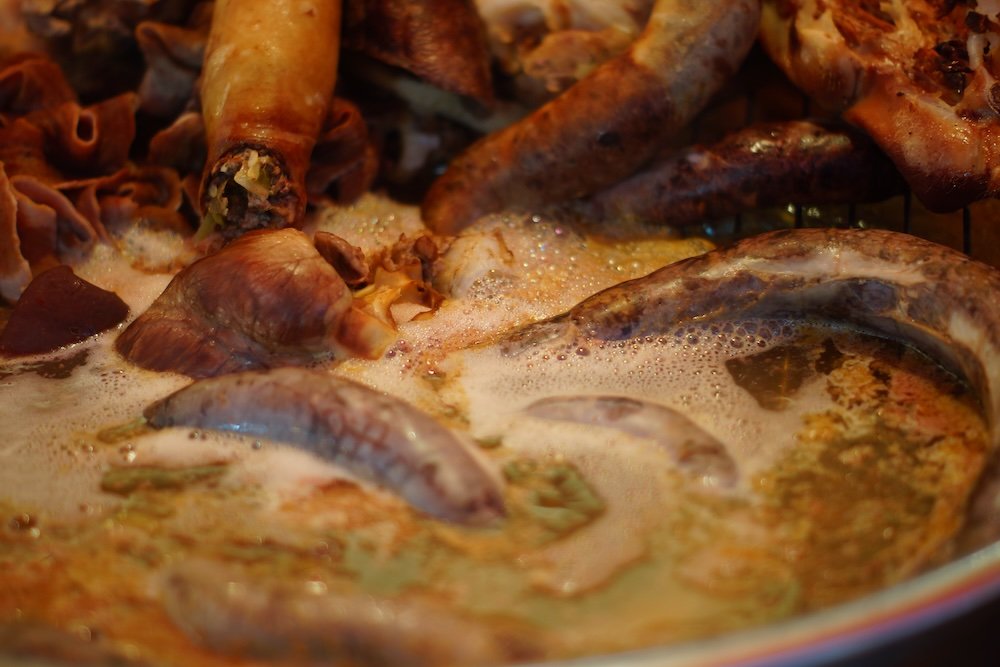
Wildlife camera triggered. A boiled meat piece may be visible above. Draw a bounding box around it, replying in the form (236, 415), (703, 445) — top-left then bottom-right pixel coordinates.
(115, 228), (365, 378)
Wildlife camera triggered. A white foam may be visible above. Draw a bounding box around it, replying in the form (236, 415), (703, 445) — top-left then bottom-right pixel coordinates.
(449, 319), (835, 483)
(0, 207), (799, 527)
(0, 333), (189, 517)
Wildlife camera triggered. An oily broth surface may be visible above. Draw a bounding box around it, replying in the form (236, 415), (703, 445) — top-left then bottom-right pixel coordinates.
(443, 320), (989, 612)
(0, 199), (991, 664)
(452, 319), (819, 477)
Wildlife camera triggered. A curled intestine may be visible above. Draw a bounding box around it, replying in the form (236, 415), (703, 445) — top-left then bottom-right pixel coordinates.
(71, 165), (190, 237)
(18, 0), (203, 99)
(0, 53), (75, 113)
(24, 92), (137, 177)
(135, 6), (211, 119)
(306, 99), (380, 205)
(0, 53), (191, 302)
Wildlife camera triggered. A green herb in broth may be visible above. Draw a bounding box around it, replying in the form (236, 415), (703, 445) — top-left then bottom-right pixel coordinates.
(0, 325), (990, 663)
(342, 532), (431, 596)
(502, 459), (605, 540)
(100, 464), (229, 495)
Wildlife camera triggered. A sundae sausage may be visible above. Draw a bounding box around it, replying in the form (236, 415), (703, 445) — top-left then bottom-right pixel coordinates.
(145, 367), (506, 525)
(422, 0), (762, 233)
(524, 395), (738, 487)
(505, 229), (1000, 451)
(582, 120), (905, 226)
(162, 560), (534, 665)
(199, 0), (341, 238)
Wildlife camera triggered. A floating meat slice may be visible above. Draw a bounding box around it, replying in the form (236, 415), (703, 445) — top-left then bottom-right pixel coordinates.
(161, 560), (533, 666)
(0, 265), (128, 356)
(524, 395), (738, 487)
(144, 367), (506, 525)
(422, 0), (761, 233)
(115, 228), (356, 378)
(581, 119), (904, 226)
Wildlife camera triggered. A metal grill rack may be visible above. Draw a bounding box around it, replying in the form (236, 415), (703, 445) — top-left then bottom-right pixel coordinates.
(684, 48), (1000, 269)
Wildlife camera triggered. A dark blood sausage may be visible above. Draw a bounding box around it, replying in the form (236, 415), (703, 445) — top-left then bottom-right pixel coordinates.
(581, 119), (906, 226)
(421, 0), (762, 234)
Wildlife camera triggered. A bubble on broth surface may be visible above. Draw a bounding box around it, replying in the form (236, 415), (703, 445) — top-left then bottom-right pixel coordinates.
(0, 329), (371, 520)
(0, 335), (189, 516)
(335, 211), (713, 421)
(0, 201), (994, 663)
(450, 319), (852, 481)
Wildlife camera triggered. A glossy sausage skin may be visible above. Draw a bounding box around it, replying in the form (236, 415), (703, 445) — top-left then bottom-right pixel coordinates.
(421, 0), (762, 233)
(505, 228), (1000, 450)
(582, 120), (904, 226)
(199, 0), (341, 236)
(145, 367), (506, 526)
